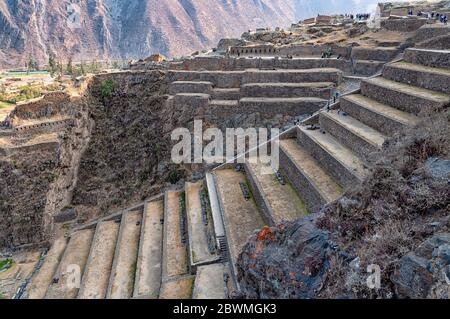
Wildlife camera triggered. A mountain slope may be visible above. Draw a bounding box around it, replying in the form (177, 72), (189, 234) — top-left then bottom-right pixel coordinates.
(0, 0), (297, 68)
(0, 0), (390, 69)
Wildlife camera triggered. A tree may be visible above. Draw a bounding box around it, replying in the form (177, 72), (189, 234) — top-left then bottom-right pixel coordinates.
(27, 56), (39, 72)
(80, 59), (86, 76)
(66, 57), (73, 76)
(90, 59), (101, 74)
(56, 61), (64, 80)
(112, 61), (120, 70)
(48, 55), (57, 77)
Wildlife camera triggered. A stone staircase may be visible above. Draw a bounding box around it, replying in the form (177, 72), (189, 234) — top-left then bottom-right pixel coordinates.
(25, 47), (450, 299)
(26, 182), (232, 299)
(167, 67), (342, 122)
(351, 46), (400, 76)
(207, 47), (450, 289)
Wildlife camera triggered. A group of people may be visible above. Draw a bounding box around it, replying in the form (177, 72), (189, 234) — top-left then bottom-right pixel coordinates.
(355, 13), (371, 21)
(321, 47), (333, 58)
(434, 12), (449, 24)
(408, 9), (448, 23)
(342, 13), (371, 21)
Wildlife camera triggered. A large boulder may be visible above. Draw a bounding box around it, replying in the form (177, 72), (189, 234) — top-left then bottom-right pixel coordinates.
(237, 214), (335, 299)
(392, 233), (450, 299)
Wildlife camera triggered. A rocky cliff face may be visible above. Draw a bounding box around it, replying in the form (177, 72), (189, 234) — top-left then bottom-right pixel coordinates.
(0, 0), (297, 68)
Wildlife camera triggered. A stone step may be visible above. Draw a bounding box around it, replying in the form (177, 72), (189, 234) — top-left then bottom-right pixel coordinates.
(167, 70), (243, 88)
(230, 55), (351, 71)
(279, 139), (343, 213)
(376, 41), (401, 47)
(27, 237), (68, 299)
(273, 57), (351, 72)
(173, 93), (210, 109)
(361, 77), (450, 115)
(212, 88), (241, 100)
(245, 159), (309, 224)
(45, 229), (95, 299)
(209, 99), (239, 107)
(169, 81), (213, 95)
(352, 60), (384, 76)
(241, 82), (335, 99)
(159, 276), (195, 299)
(413, 24), (450, 43)
(417, 34), (450, 51)
(380, 17), (427, 32)
(133, 200), (164, 298)
(78, 220), (120, 299)
(106, 210), (142, 299)
(213, 169), (265, 277)
(341, 94), (419, 136)
(351, 47), (399, 62)
(208, 100), (240, 120)
(162, 190), (189, 281)
(186, 181), (220, 268)
(383, 61), (450, 94)
(239, 97), (327, 116)
(404, 48), (450, 69)
(192, 263), (229, 299)
(242, 68), (342, 85)
(319, 110), (386, 159)
(298, 126), (368, 188)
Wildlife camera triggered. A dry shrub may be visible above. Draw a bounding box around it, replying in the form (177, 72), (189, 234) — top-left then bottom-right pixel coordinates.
(317, 108), (450, 298)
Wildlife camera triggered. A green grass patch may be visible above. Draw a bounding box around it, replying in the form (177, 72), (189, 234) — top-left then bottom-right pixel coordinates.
(0, 101), (13, 109)
(100, 79), (114, 99)
(0, 294), (6, 299)
(0, 259), (14, 272)
(244, 178), (258, 207)
(5, 71), (49, 77)
(128, 261), (137, 292)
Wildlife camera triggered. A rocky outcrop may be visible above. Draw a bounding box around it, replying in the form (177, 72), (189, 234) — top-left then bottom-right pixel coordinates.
(237, 216), (334, 299)
(392, 233), (450, 299)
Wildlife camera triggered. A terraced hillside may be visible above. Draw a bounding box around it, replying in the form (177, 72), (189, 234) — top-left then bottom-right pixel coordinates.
(1, 15), (449, 299)
(26, 183), (232, 299)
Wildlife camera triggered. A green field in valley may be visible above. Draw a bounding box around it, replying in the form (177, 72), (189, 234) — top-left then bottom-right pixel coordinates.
(0, 101), (14, 109)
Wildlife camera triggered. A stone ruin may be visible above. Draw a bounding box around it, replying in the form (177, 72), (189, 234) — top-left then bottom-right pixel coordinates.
(1, 5), (450, 300)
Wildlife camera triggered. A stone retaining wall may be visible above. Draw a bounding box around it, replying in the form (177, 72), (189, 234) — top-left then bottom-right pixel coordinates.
(351, 47), (399, 62)
(172, 56), (352, 73)
(413, 24), (450, 43)
(169, 68), (342, 88)
(11, 92), (71, 121)
(13, 119), (74, 134)
(416, 34), (450, 50)
(381, 17), (428, 32)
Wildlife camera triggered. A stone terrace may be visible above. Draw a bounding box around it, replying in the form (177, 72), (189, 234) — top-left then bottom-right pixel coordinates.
(166, 67), (343, 129)
(208, 46), (450, 287)
(13, 21), (450, 299)
(26, 188), (233, 299)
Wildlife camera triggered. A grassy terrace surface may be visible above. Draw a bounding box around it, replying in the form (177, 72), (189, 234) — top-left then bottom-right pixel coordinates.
(0, 259), (14, 272)
(0, 101), (13, 109)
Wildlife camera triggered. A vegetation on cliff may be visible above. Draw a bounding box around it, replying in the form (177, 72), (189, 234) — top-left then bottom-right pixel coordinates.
(237, 108), (450, 299)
